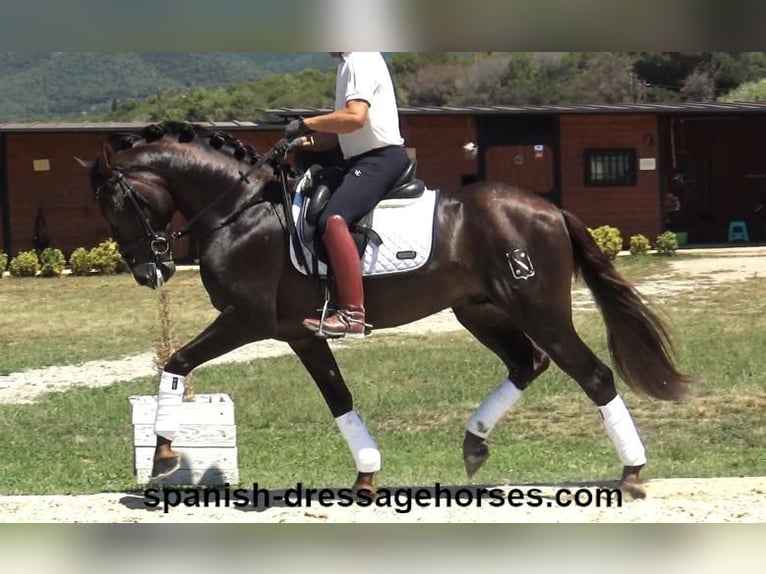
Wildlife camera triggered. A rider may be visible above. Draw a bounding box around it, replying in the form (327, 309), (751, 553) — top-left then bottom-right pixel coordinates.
(284, 52), (409, 339)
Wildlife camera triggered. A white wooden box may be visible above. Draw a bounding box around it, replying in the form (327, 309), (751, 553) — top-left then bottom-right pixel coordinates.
(129, 393), (239, 486)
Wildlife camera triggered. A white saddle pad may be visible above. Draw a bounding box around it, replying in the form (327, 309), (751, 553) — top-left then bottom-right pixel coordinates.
(289, 183), (439, 278)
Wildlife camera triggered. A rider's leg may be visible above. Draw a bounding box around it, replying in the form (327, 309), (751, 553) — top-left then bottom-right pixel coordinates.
(303, 145), (409, 339)
(303, 214), (367, 338)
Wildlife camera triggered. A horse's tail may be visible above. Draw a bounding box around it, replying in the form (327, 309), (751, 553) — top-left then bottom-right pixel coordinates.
(560, 209), (693, 401)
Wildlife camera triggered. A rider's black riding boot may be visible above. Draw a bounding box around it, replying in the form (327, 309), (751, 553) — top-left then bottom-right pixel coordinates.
(303, 215), (369, 339)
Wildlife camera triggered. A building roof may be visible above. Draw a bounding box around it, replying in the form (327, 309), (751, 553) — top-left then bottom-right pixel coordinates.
(263, 101), (766, 116)
(3, 101), (766, 132)
(0, 120), (268, 133)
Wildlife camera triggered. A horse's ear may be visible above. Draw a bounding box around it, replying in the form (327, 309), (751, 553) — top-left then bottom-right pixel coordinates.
(73, 156), (95, 170)
(100, 142), (116, 173)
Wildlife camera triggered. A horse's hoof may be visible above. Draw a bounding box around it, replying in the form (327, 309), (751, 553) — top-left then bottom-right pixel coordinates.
(352, 472), (378, 500)
(620, 477), (647, 500)
(620, 465), (647, 499)
(150, 454), (181, 481)
(462, 431), (490, 478)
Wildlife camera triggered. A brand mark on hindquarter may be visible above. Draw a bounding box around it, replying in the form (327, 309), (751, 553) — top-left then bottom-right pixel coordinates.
(506, 249), (535, 280)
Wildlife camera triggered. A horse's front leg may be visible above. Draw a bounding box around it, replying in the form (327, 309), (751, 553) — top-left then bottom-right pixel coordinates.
(150, 305), (269, 480)
(289, 337), (380, 495)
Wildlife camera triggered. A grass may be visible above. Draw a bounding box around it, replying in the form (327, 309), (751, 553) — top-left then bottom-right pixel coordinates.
(0, 258), (764, 494)
(0, 270), (216, 373)
(0, 254), (688, 375)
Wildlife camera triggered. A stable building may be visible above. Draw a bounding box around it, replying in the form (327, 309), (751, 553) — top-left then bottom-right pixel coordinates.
(2, 101), (766, 261)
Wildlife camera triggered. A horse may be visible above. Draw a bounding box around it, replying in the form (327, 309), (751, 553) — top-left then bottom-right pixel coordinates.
(77, 122), (694, 499)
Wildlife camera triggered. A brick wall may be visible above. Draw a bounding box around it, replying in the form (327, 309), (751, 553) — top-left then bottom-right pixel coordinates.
(3, 129), (283, 260)
(559, 114), (661, 242)
(400, 115), (478, 190)
(4, 114), (666, 259)
(5, 132), (111, 256)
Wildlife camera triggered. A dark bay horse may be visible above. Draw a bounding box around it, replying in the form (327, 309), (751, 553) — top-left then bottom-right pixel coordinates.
(78, 123), (693, 498)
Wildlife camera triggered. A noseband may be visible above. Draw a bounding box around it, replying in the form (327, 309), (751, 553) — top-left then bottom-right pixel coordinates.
(96, 169), (171, 262)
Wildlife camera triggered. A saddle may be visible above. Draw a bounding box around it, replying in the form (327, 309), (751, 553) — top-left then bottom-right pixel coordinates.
(297, 158), (426, 263)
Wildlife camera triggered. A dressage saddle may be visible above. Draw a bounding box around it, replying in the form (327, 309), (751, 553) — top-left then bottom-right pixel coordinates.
(299, 158), (426, 262)
(304, 158), (425, 228)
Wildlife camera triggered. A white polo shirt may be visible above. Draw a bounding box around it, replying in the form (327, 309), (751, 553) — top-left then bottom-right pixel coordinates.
(335, 52), (405, 159)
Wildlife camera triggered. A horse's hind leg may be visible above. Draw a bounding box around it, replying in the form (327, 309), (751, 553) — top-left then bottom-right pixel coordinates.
(289, 336), (380, 494)
(452, 303), (550, 478)
(517, 314), (648, 499)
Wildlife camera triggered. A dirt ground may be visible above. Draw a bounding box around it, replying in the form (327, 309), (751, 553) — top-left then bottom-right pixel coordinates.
(1, 249), (764, 522)
(0, 476), (763, 523)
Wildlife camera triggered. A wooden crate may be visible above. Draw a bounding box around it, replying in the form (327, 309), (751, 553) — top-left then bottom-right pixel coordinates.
(129, 393), (239, 486)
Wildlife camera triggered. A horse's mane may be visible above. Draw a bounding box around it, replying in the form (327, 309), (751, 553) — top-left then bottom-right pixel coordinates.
(110, 121), (263, 166)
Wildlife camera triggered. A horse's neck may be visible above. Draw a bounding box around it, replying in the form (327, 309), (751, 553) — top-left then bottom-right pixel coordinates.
(149, 151), (260, 217)
(128, 142), (283, 234)
(169, 166), (279, 239)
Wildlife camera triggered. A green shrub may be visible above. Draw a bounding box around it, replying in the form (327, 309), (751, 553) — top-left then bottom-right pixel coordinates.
(89, 239), (123, 275)
(588, 225), (623, 260)
(68, 247), (93, 276)
(9, 250), (40, 277)
(655, 231), (679, 256)
(39, 247), (66, 277)
(629, 234), (652, 256)
(0, 250), (7, 277)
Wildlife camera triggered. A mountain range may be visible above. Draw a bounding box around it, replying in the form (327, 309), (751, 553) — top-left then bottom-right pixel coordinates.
(0, 52), (335, 122)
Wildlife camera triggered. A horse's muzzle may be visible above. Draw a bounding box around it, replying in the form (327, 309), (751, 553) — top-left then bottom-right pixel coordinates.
(133, 261), (176, 289)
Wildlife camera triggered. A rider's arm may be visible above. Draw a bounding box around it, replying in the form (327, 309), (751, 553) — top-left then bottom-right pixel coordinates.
(299, 131), (339, 151)
(303, 99), (369, 134)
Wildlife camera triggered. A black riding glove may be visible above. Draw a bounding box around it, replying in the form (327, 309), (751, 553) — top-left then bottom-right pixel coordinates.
(283, 118), (312, 141)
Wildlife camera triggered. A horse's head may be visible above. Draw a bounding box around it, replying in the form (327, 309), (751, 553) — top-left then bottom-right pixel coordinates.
(76, 143), (176, 289)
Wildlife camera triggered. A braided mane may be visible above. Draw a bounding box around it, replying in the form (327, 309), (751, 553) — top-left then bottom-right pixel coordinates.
(110, 121), (263, 166)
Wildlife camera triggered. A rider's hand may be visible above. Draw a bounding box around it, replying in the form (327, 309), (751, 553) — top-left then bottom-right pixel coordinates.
(283, 118), (312, 141)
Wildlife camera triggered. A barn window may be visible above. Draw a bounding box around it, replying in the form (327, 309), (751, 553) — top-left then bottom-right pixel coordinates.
(584, 149), (636, 187)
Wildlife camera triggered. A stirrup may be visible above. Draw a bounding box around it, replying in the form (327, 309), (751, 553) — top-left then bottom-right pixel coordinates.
(313, 284), (333, 339)
(307, 309), (372, 340)
(336, 309), (372, 339)
(314, 297), (333, 339)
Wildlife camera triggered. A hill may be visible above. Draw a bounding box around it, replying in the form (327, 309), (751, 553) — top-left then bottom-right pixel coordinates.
(0, 52), (335, 121)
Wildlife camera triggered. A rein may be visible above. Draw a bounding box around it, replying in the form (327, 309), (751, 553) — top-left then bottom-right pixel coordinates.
(104, 136), (309, 271)
(170, 136), (292, 240)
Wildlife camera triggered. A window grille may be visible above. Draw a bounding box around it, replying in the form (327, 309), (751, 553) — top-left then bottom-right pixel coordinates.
(585, 149), (636, 187)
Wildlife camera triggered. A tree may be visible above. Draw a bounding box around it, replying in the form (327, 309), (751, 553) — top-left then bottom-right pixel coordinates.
(387, 52), (465, 79)
(402, 64), (465, 106)
(721, 78), (766, 101)
(452, 55), (512, 105)
(498, 53), (575, 105)
(567, 53), (636, 103)
(632, 52), (766, 100)
(680, 69), (716, 101)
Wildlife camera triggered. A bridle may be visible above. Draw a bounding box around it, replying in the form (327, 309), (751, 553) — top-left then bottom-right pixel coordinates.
(95, 136), (307, 270)
(96, 168), (171, 264)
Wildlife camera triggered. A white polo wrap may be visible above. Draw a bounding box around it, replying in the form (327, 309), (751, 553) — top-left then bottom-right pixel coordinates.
(154, 371), (185, 441)
(467, 378), (523, 439)
(335, 410), (381, 473)
(599, 395), (647, 466)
